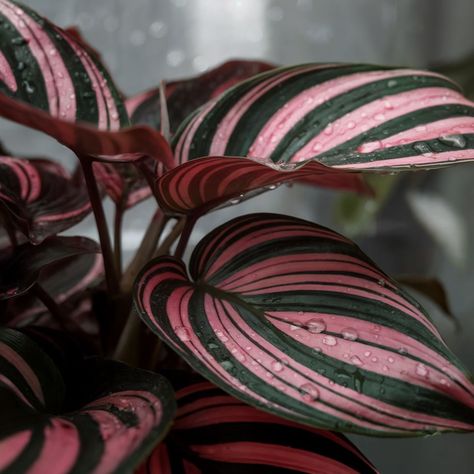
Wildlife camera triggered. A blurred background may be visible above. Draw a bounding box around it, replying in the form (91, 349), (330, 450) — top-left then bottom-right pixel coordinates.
(1, 1), (474, 471)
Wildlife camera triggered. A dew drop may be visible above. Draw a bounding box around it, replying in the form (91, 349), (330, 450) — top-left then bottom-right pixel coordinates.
(383, 100), (393, 110)
(322, 335), (337, 346)
(323, 123), (333, 135)
(272, 361), (284, 372)
(215, 330), (229, 343)
(371, 356), (378, 363)
(347, 121), (355, 129)
(364, 351), (372, 357)
(306, 318), (326, 333)
(413, 142), (433, 157)
(220, 360), (234, 371)
(357, 140), (383, 153)
(439, 134), (466, 149)
(341, 327), (358, 341)
(387, 356), (395, 363)
(387, 79), (398, 87)
(300, 383), (319, 402)
(175, 326), (191, 342)
(350, 355), (363, 366)
(416, 363), (429, 377)
(377, 278), (386, 287)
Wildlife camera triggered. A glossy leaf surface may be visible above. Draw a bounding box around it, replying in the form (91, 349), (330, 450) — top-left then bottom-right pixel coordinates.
(172, 64), (474, 171)
(138, 373), (378, 473)
(0, 156), (91, 243)
(0, 328), (176, 474)
(0, 236), (99, 299)
(135, 213), (474, 436)
(0, 1), (173, 166)
(155, 155), (369, 216)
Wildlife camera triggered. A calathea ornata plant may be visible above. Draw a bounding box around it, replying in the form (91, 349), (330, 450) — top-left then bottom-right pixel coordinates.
(0, 1), (473, 472)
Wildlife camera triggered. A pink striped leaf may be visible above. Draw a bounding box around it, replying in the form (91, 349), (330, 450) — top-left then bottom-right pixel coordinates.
(128, 59), (275, 134)
(134, 213), (474, 436)
(0, 328), (176, 474)
(155, 155), (370, 216)
(0, 236), (99, 299)
(0, 1), (173, 166)
(137, 373), (378, 473)
(172, 64), (474, 171)
(0, 156), (92, 243)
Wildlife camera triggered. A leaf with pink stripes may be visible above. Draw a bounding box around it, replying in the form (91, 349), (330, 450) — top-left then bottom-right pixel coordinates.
(0, 1), (173, 166)
(0, 156), (92, 243)
(0, 328), (176, 474)
(0, 236), (99, 300)
(137, 373), (378, 473)
(156, 155), (370, 216)
(128, 59), (275, 134)
(172, 64), (474, 171)
(135, 213), (474, 436)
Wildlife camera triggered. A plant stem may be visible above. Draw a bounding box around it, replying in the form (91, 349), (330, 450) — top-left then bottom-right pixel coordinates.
(79, 157), (120, 294)
(32, 283), (80, 332)
(153, 217), (186, 258)
(174, 216), (197, 260)
(0, 210), (18, 246)
(113, 307), (142, 363)
(121, 209), (168, 292)
(114, 199), (125, 275)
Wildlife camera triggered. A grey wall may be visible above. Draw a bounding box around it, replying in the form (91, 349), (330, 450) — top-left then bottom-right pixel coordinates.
(2, 1), (474, 472)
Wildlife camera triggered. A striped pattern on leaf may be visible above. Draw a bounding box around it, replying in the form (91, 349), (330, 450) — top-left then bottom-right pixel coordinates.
(156, 155), (369, 216)
(0, 328), (176, 474)
(135, 213), (474, 436)
(172, 64), (474, 171)
(0, 1), (173, 166)
(127, 60), (275, 134)
(0, 236), (99, 299)
(0, 156), (91, 243)
(138, 374), (378, 473)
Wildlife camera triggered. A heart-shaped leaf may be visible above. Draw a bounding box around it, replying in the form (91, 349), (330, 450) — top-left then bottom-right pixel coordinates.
(128, 60), (275, 134)
(155, 155), (370, 216)
(0, 1), (173, 166)
(135, 213), (474, 436)
(138, 372), (378, 473)
(172, 64), (474, 170)
(0, 236), (99, 299)
(0, 328), (176, 473)
(0, 156), (92, 243)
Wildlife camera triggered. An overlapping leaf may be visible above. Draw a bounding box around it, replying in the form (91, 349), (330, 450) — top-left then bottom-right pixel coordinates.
(0, 156), (92, 243)
(0, 236), (99, 299)
(4, 253), (102, 333)
(135, 213), (474, 436)
(155, 155), (370, 216)
(0, 328), (176, 473)
(138, 373), (378, 473)
(172, 64), (474, 170)
(128, 59), (275, 134)
(0, 0), (173, 166)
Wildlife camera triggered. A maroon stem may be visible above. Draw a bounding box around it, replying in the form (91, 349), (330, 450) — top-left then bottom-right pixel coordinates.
(79, 157), (120, 294)
(114, 199), (125, 275)
(174, 215), (197, 260)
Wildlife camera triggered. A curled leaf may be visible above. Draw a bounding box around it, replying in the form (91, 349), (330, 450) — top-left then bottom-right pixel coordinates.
(0, 236), (99, 299)
(156, 155), (370, 216)
(0, 156), (91, 243)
